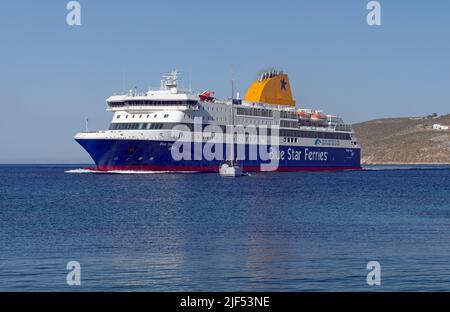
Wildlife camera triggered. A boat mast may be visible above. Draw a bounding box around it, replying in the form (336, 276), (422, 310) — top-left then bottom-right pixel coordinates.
(227, 78), (235, 162)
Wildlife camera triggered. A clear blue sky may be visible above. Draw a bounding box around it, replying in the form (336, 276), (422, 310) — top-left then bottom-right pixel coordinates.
(1, 0), (449, 163)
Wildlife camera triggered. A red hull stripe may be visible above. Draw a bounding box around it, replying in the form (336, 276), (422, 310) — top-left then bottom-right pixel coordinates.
(92, 165), (362, 172)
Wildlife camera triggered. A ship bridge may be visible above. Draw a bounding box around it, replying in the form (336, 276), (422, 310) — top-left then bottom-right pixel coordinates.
(106, 70), (199, 112)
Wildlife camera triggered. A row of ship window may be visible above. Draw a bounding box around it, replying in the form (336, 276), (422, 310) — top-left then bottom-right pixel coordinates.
(110, 123), (164, 130)
(116, 112), (272, 125)
(117, 114), (169, 119)
(236, 107), (273, 118)
(280, 129), (351, 140)
(203, 106), (230, 113)
(108, 122), (351, 140)
(109, 100), (198, 107)
(109, 123), (228, 131)
(280, 120), (299, 128)
(284, 137), (299, 143)
(109, 101), (273, 120)
(280, 111), (298, 119)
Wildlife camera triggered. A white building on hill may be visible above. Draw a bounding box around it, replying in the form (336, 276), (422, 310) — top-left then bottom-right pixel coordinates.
(432, 124), (449, 130)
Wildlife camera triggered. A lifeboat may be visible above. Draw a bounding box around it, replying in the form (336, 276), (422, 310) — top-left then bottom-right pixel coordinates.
(297, 111), (311, 120)
(310, 113), (327, 125)
(199, 90), (215, 102)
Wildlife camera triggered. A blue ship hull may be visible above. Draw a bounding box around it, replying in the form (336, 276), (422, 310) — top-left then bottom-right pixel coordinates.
(76, 139), (361, 172)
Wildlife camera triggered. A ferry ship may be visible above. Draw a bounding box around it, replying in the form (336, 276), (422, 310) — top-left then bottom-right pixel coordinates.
(74, 69), (361, 172)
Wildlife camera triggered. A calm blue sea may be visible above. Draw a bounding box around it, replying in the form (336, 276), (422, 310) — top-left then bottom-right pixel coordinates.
(0, 165), (450, 291)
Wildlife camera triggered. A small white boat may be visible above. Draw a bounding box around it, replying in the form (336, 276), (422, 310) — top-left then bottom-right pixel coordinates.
(219, 161), (243, 177)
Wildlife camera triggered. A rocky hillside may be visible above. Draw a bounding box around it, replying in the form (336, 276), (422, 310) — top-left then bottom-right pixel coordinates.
(353, 114), (450, 164)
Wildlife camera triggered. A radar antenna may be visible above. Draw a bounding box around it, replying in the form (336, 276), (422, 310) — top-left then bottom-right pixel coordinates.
(161, 70), (181, 89)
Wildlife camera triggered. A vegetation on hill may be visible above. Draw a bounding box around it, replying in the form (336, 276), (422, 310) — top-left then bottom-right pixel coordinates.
(353, 114), (450, 164)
